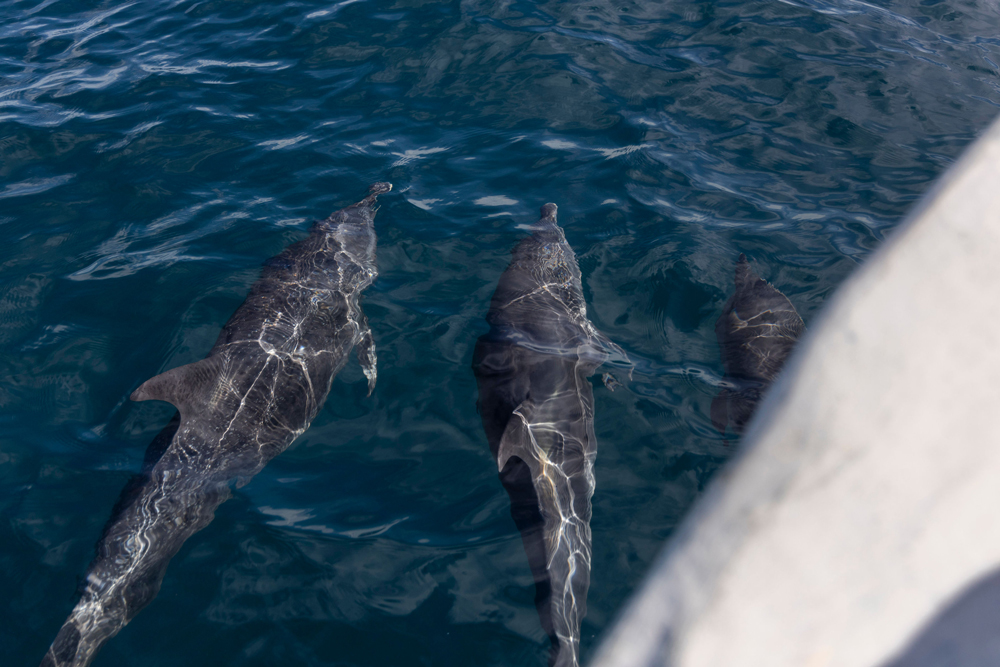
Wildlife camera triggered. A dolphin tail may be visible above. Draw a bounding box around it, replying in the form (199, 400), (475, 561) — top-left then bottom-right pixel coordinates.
(39, 614), (107, 667)
(40, 474), (230, 667)
(496, 398), (593, 667)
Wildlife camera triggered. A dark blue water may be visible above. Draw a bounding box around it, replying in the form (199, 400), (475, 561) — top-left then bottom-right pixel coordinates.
(2, 0), (998, 665)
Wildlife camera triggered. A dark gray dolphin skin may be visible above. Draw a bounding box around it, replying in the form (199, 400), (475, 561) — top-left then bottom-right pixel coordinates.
(712, 253), (804, 434)
(472, 203), (626, 667)
(41, 182), (391, 667)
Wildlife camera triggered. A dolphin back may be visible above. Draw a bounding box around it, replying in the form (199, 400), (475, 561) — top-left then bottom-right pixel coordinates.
(474, 203), (620, 667)
(495, 388), (595, 667)
(712, 253), (804, 434)
(41, 183), (389, 667)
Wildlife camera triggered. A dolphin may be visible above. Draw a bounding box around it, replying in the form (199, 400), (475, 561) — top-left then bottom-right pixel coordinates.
(472, 203), (626, 667)
(41, 182), (391, 667)
(711, 253), (804, 435)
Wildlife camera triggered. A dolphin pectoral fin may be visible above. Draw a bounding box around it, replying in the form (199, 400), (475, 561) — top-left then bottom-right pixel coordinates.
(711, 389), (730, 435)
(589, 330), (633, 381)
(356, 313), (377, 397)
(601, 372), (622, 392)
(130, 356), (223, 418)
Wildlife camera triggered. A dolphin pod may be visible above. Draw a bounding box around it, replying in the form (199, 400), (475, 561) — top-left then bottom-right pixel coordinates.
(41, 183), (390, 667)
(473, 203), (627, 667)
(712, 253), (804, 435)
(41, 188), (805, 666)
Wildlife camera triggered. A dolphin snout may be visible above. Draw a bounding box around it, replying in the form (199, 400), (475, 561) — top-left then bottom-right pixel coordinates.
(369, 181), (392, 196)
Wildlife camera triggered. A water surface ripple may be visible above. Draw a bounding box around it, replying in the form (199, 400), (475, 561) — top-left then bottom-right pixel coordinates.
(1, 0), (998, 665)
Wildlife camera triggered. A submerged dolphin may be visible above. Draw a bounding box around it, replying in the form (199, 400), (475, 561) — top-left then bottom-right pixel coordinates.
(711, 253), (804, 435)
(473, 203), (626, 667)
(41, 182), (391, 667)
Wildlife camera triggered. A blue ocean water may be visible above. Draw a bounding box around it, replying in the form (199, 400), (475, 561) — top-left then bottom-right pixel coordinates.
(1, 0), (998, 665)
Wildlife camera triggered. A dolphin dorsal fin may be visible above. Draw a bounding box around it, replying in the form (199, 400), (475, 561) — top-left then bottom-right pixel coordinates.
(496, 400), (544, 477)
(130, 356), (224, 418)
